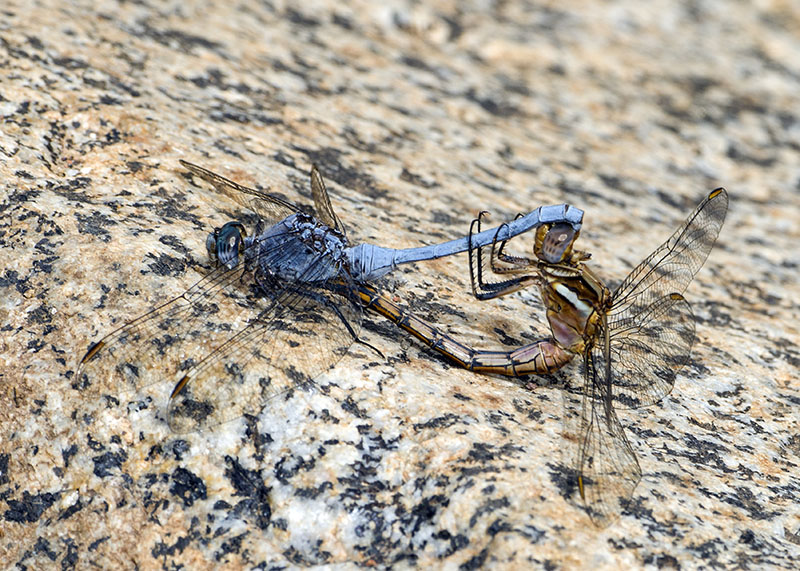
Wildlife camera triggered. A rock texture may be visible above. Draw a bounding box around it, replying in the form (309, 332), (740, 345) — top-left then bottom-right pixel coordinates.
(2, 0), (799, 569)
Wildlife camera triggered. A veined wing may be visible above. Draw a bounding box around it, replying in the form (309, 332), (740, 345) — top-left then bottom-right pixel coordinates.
(601, 189), (727, 406)
(577, 348), (641, 527)
(605, 293), (695, 408)
(77, 220), (358, 431)
(181, 160), (299, 223)
(166, 239), (362, 432)
(609, 188), (727, 322)
(76, 259), (266, 397)
(310, 164), (345, 235)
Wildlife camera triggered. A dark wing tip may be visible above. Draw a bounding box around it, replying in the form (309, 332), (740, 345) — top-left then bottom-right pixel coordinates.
(179, 159), (207, 178)
(170, 375), (191, 400)
(80, 340), (105, 364)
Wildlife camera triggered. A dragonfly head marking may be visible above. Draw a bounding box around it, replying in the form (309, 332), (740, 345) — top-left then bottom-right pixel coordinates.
(207, 221), (247, 270)
(535, 223), (579, 264)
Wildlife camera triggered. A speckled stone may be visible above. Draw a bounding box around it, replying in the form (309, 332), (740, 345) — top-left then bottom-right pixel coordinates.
(2, 0), (799, 569)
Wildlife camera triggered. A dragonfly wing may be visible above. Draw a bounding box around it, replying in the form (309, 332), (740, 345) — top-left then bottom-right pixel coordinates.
(577, 349), (641, 527)
(76, 262), (259, 396)
(607, 293), (695, 408)
(310, 164), (346, 235)
(610, 188), (727, 321)
(603, 188), (726, 407)
(166, 243), (362, 432)
(181, 160), (299, 222)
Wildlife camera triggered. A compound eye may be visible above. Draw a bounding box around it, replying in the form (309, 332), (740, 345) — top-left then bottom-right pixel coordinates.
(214, 221), (247, 269)
(540, 223), (575, 263)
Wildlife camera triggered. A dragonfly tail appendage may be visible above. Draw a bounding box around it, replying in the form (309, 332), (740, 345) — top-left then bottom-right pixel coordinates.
(353, 204), (584, 282)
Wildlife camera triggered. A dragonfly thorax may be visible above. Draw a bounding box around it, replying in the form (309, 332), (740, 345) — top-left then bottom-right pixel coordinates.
(540, 258), (610, 355)
(291, 212), (348, 260)
(250, 213), (351, 284)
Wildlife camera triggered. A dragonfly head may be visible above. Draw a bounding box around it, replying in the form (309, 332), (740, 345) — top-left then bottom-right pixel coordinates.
(534, 222), (580, 264)
(206, 221), (247, 269)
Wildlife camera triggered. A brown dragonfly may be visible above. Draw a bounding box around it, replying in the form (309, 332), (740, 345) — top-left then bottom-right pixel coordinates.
(358, 188), (728, 525)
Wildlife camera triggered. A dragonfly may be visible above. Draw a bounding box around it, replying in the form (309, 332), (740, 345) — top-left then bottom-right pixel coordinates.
(76, 160), (583, 432)
(358, 188), (728, 526)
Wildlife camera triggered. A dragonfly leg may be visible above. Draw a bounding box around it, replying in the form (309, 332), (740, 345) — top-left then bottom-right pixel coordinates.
(472, 274), (540, 301)
(289, 281), (384, 359)
(471, 216), (536, 273)
(469, 220), (542, 300)
(490, 222), (537, 271)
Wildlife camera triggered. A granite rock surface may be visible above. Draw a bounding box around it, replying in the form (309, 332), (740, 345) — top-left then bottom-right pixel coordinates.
(1, 0), (799, 569)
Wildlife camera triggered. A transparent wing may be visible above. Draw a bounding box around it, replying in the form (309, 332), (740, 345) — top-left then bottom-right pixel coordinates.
(610, 188), (728, 322)
(76, 262), (262, 397)
(166, 249), (361, 433)
(606, 293), (695, 408)
(310, 164), (345, 235)
(77, 223), (362, 432)
(577, 349), (641, 527)
(181, 160), (299, 222)
(601, 188), (726, 407)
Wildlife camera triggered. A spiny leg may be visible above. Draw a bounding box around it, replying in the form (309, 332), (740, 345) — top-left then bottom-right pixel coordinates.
(491, 213), (538, 270)
(469, 214), (540, 300)
(301, 279), (383, 359)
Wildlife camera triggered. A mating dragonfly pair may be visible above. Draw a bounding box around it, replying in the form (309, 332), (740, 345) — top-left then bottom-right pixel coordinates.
(77, 161), (727, 526)
(362, 185), (727, 526)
